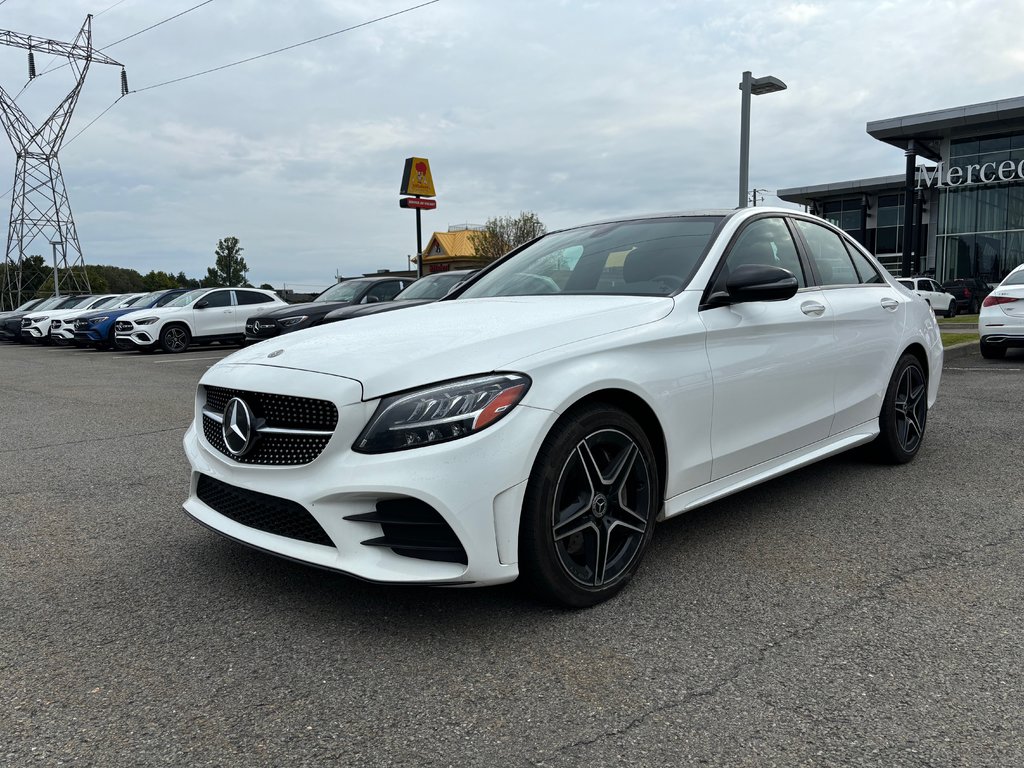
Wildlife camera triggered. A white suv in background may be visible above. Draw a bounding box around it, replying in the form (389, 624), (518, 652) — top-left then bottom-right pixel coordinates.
(115, 287), (288, 353)
(22, 294), (121, 343)
(897, 277), (957, 317)
(50, 293), (146, 345)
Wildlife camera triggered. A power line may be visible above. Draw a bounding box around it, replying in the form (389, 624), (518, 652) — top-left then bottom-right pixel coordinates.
(96, 0), (132, 16)
(132, 0), (440, 93)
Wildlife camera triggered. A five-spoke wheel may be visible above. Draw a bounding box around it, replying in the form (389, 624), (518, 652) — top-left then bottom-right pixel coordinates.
(520, 405), (659, 607)
(873, 354), (928, 464)
(160, 324), (191, 354)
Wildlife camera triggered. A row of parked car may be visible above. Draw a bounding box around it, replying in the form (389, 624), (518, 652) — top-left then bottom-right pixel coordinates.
(897, 276), (994, 317)
(0, 270), (473, 353)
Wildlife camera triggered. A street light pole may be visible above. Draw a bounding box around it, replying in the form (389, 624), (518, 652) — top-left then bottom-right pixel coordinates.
(50, 240), (61, 297)
(738, 71), (787, 209)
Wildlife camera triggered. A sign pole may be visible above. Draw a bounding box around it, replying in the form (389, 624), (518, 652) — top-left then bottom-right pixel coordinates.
(415, 203), (423, 278)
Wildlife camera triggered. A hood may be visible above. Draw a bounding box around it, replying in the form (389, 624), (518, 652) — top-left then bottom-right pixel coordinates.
(260, 301), (343, 319)
(120, 305), (191, 322)
(77, 306), (138, 322)
(223, 295), (673, 399)
(324, 299), (432, 322)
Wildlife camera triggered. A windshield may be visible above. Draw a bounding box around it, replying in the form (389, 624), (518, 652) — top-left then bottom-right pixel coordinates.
(459, 217), (722, 298)
(397, 273), (469, 300)
(89, 296), (121, 310)
(113, 294), (144, 308)
(29, 297), (63, 311)
(316, 280), (373, 303)
(56, 296), (93, 309)
(1001, 270), (1024, 286)
(15, 298), (41, 311)
(164, 288), (208, 308)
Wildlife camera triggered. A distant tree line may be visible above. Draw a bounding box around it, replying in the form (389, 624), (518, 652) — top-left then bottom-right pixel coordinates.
(15, 235), (255, 297)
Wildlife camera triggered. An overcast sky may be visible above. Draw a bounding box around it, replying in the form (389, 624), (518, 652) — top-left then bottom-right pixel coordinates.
(1, 0), (1022, 290)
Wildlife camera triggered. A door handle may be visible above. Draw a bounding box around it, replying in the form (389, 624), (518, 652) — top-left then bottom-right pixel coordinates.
(880, 298), (899, 311)
(800, 301), (826, 317)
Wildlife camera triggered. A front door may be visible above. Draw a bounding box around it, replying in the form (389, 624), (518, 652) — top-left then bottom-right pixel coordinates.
(192, 289), (236, 337)
(700, 216), (835, 480)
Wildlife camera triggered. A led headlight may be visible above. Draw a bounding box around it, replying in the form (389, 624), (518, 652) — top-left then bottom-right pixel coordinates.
(89, 316), (108, 324)
(278, 316), (307, 327)
(133, 316), (158, 325)
(29, 316), (48, 323)
(355, 373), (531, 453)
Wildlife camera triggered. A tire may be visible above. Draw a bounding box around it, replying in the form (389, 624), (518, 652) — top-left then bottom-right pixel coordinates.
(945, 300), (957, 318)
(872, 354), (928, 464)
(159, 323), (191, 354)
(969, 300), (980, 315)
(980, 340), (1006, 359)
(519, 404), (660, 608)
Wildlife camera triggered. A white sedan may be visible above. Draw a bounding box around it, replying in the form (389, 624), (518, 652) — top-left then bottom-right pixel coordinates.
(115, 287), (287, 353)
(978, 263), (1024, 358)
(183, 208), (943, 606)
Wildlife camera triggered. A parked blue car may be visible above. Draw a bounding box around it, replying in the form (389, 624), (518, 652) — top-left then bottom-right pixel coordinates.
(74, 288), (188, 349)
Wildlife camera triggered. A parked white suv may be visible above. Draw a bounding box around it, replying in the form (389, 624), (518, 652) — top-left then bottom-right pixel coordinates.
(50, 293), (146, 345)
(115, 287), (288, 353)
(22, 294), (121, 343)
(897, 277), (957, 317)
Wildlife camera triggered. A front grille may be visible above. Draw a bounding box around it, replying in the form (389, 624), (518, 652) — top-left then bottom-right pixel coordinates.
(202, 385), (338, 465)
(50, 320), (61, 329)
(196, 474), (333, 546)
(345, 498), (468, 564)
(115, 321), (132, 332)
(21, 318), (31, 328)
(74, 319), (89, 331)
(245, 319), (279, 337)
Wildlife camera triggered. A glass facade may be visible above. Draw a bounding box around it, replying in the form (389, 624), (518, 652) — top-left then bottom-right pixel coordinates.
(822, 198), (861, 233)
(936, 131), (1024, 282)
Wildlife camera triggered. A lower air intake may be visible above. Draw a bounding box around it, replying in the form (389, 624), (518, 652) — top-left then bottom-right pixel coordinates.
(345, 498), (468, 564)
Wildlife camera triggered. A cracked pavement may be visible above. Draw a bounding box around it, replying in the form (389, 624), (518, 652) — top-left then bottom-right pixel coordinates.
(1, 342), (1022, 767)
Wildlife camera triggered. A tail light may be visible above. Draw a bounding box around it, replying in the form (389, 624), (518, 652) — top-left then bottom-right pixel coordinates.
(964, 288), (971, 297)
(982, 295), (1019, 307)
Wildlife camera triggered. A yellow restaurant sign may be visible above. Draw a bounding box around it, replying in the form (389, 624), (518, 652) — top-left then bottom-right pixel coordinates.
(400, 157), (436, 197)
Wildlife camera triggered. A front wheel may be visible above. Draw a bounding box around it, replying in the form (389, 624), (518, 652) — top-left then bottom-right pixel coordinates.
(159, 324), (191, 353)
(519, 404), (660, 608)
(872, 354), (928, 464)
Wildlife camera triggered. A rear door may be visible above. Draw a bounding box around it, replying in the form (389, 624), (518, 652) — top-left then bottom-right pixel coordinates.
(791, 217), (907, 435)
(700, 215), (835, 480)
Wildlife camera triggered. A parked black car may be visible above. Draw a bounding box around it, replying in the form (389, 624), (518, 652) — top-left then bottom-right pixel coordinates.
(244, 275), (414, 341)
(321, 270), (475, 325)
(941, 277), (992, 314)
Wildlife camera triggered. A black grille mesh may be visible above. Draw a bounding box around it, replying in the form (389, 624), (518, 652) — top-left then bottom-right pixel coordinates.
(202, 386), (338, 465)
(196, 474), (333, 546)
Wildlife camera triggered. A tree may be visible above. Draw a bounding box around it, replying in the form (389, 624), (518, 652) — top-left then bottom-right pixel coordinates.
(259, 283), (274, 290)
(470, 211), (547, 263)
(208, 236), (249, 287)
(141, 270), (179, 291)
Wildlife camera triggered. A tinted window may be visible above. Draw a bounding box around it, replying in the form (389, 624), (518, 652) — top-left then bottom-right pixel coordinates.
(236, 290), (274, 305)
(202, 291), (232, 308)
(843, 241), (884, 284)
(317, 280), (375, 303)
(898, 279), (914, 290)
(714, 217), (805, 293)
(1002, 270), (1024, 286)
(794, 219), (859, 286)
(365, 281), (403, 302)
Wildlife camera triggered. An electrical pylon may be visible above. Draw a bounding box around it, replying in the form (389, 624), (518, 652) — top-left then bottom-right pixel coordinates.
(0, 15), (126, 309)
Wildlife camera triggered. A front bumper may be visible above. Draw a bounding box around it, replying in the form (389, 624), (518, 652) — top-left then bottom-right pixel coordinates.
(115, 327), (157, 347)
(182, 363), (556, 587)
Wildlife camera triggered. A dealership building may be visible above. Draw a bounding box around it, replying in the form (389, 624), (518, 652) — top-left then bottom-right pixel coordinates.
(778, 96), (1024, 283)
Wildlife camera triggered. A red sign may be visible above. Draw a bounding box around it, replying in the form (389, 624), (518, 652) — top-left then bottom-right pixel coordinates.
(400, 197), (437, 210)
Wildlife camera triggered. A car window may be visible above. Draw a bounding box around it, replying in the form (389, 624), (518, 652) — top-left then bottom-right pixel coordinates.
(713, 217), (805, 293)
(930, 280), (943, 293)
(898, 279), (913, 290)
(317, 280), (374, 303)
(460, 217), (723, 298)
(842, 241), (884, 284)
(236, 290), (274, 305)
(793, 219), (859, 286)
(365, 281), (403, 302)
(202, 290), (232, 308)
(1002, 270), (1024, 286)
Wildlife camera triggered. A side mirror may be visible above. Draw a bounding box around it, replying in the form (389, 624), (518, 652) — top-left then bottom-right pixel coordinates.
(714, 264), (799, 305)
(365, 295), (381, 303)
(195, 300), (209, 309)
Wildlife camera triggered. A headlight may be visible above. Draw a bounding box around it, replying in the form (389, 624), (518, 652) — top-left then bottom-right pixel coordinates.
(30, 316), (48, 322)
(278, 316), (307, 327)
(89, 316), (108, 324)
(354, 373), (531, 453)
(134, 316), (158, 325)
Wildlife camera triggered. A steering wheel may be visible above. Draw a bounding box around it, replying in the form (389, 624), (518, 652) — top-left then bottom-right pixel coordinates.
(651, 274), (686, 291)
(509, 273), (560, 294)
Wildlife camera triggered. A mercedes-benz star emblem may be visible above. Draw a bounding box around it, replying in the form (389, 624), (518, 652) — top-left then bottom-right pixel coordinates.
(592, 493), (608, 519)
(267, 349), (284, 358)
(252, 321), (262, 332)
(222, 397), (256, 457)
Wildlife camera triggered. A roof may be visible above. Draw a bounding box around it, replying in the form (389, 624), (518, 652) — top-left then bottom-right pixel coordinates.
(421, 229), (479, 262)
(867, 96), (1024, 161)
(776, 175), (905, 205)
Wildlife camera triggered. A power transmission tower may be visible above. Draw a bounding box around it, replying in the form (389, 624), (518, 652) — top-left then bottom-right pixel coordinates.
(0, 15), (126, 309)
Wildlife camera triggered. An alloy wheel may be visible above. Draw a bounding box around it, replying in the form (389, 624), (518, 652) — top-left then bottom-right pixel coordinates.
(893, 364), (926, 453)
(550, 428), (652, 588)
(165, 327), (188, 352)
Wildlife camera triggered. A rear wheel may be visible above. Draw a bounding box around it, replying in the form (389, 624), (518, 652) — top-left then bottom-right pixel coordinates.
(872, 354), (928, 464)
(160, 324), (191, 354)
(519, 404), (659, 608)
(945, 299), (957, 318)
(980, 340), (1006, 359)
(969, 299), (980, 314)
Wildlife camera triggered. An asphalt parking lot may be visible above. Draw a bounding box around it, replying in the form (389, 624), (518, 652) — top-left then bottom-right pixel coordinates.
(2, 342), (1022, 767)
